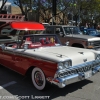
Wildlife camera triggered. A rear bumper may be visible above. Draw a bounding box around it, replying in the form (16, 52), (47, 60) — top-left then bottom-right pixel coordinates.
(47, 66), (100, 88)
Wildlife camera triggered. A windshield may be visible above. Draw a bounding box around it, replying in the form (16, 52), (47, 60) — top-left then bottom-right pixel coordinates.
(14, 34), (61, 49)
(63, 27), (82, 35)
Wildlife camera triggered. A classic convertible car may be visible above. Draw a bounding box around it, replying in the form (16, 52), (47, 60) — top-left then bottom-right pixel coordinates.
(0, 21), (100, 91)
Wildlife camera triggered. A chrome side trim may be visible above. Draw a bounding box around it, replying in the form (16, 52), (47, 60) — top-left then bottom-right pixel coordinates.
(2, 48), (56, 63)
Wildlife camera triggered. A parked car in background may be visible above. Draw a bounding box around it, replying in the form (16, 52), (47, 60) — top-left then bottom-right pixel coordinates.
(80, 26), (87, 33)
(83, 28), (100, 37)
(0, 21), (100, 91)
(0, 14), (25, 43)
(42, 25), (100, 50)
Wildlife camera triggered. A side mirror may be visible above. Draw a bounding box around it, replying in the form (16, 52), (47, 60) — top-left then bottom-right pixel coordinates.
(59, 32), (64, 37)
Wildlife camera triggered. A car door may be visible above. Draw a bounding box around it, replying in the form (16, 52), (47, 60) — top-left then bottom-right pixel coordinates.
(10, 35), (31, 75)
(10, 49), (28, 74)
(0, 46), (16, 68)
(62, 27), (75, 45)
(55, 26), (66, 45)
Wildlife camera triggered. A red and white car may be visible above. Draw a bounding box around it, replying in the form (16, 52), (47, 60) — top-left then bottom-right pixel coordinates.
(0, 21), (100, 90)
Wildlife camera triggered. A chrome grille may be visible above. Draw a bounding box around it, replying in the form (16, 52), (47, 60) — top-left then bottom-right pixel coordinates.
(93, 41), (100, 47)
(58, 60), (100, 78)
(76, 64), (92, 73)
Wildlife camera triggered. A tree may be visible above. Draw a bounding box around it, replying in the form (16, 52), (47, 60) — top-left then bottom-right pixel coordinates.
(0, 0), (8, 13)
(77, 0), (100, 26)
(12, 0), (100, 25)
(32, 0), (53, 22)
(13, 0), (33, 20)
(64, 0), (100, 26)
(54, 0), (71, 24)
(38, 0), (71, 24)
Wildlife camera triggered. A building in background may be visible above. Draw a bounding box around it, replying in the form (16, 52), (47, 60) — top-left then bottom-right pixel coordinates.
(11, 6), (21, 14)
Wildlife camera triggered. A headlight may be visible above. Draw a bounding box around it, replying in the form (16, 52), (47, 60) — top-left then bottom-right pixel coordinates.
(96, 54), (100, 60)
(57, 62), (64, 70)
(64, 61), (70, 68)
(87, 42), (94, 49)
(57, 61), (71, 70)
(88, 42), (94, 46)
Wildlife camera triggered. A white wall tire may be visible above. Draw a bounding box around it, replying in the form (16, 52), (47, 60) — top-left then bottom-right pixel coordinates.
(32, 67), (46, 90)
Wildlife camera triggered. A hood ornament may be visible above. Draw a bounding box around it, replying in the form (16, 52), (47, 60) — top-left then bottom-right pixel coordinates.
(83, 58), (87, 62)
(78, 52), (84, 55)
(57, 54), (63, 58)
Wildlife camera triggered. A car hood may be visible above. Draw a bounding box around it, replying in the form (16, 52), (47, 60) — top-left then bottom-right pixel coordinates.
(24, 46), (96, 66)
(67, 34), (100, 41)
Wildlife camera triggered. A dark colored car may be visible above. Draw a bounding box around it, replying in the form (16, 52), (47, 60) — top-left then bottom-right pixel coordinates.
(84, 29), (100, 37)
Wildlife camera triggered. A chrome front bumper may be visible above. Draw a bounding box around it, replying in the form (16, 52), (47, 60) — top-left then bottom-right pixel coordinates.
(47, 66), (100, 88)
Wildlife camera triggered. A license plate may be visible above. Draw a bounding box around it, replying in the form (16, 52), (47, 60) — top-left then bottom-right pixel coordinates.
(85, 70), (92, 79)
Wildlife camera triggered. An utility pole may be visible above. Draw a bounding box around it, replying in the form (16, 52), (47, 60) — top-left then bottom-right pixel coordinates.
(37, 0), (40, 22)
(52, 0), (56, 25)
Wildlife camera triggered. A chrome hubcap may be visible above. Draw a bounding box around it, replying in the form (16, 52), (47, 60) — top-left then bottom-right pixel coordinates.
(34, 71), (44, 86)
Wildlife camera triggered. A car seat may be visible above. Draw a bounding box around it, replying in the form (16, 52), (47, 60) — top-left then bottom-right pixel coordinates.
(40, 38), (45, 45)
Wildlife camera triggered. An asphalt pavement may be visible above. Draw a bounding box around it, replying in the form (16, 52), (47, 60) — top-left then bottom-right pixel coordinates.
(0, 65), (100, 100)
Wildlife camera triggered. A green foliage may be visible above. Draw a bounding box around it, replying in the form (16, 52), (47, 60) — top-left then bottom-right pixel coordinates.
(60, 0), (100, 24)
(12, 0), (100, 24)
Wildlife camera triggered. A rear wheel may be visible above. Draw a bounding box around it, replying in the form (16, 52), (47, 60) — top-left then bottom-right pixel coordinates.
(32, 67), (46, 90)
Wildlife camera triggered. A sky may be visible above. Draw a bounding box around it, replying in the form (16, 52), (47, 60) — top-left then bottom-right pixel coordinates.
(8, 0), (14, 5)
(8, 0), (19, 6)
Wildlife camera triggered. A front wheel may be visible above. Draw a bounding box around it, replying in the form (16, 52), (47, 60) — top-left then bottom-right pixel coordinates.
(32, 67), (46, 90)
